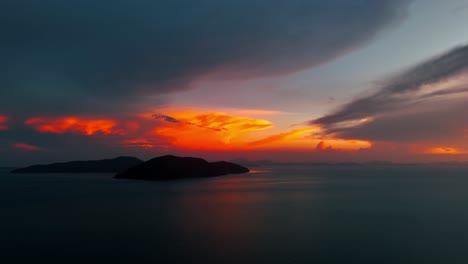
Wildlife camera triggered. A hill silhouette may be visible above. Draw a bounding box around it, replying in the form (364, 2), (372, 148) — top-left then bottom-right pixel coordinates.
(11, 156), (143, 173)
(115, 155), (249, 180)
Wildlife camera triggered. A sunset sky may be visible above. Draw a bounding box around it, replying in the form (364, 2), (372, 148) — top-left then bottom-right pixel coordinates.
(1, 0), (468, 166)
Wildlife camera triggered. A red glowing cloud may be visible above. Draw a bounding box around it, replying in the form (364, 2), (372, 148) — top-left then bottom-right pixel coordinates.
(25, 117), (122, 136)
(14, 143), (42, 151)
(0, 115), (8, 130)
(123, 138), (156, 149)
(17, 110), (373, 155)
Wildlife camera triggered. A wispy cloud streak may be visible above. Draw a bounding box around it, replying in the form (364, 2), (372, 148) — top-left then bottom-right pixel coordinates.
(311, 44), (468, 134)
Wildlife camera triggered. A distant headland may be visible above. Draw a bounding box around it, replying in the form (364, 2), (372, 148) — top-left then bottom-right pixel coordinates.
(115, 155), (250, 180)
(10, 156), (143, 173)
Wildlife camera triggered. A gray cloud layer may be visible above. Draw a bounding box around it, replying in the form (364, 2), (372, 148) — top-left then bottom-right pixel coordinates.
(0, 0), (409, 116)
(312, 44), (468, 143)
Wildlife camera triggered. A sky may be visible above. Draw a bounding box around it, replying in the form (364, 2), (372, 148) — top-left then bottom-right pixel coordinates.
(1, 0), (468, 166)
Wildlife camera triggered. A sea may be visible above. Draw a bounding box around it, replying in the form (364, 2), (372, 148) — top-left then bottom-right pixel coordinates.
(1, 164), (468, 264)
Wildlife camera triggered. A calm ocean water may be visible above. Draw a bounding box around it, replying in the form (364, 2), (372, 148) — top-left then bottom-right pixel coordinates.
(1, 165), (468, 263)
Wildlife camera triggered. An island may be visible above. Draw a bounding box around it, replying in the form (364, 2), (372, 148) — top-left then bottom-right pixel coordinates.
(115, 155), (249, 180)
(10, 156), (143, 173)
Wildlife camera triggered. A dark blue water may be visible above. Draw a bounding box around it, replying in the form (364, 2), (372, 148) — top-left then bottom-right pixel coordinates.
(1, 165), (468, 263)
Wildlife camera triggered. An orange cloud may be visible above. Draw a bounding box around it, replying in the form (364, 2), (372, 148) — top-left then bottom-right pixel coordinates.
(0, 115), (8, 130)
(320, 138), (372, 151)
(144, 109), (373, 151)
(25, 117), (122, 136)
(427, 147), (462, 155)
(19, 111), (371, 153)
(316, 141), (331, 150)
(248, 127), (319, 147)
(174, 111), (272, 132)
(151, 111), (273, 150)
(14, 143), (42, 151)
(247, 127), (371, 151)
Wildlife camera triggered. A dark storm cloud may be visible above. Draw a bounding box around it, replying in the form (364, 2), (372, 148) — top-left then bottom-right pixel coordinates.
(311, 44), (468, 142)
(0, 0), (409, 116)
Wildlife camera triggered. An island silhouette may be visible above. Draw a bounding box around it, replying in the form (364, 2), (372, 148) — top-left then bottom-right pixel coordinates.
(10, 155), (250, 180)
(115, 155), (249, 180)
